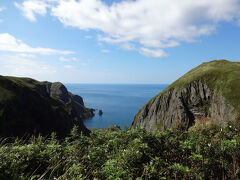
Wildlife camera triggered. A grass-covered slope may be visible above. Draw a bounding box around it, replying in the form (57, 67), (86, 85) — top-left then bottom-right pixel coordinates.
(132, 60), (240, 132)
(0, 75), (90, 138)
(163, 60), (240, 112)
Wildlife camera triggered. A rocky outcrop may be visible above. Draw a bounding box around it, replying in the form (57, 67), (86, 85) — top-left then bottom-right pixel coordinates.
(0, 76), (93, 138)
(42, 82), (94, 120)
(132, 60), (240, 133)
(98, 110), (103, 116)
(44, 82), (83, 105)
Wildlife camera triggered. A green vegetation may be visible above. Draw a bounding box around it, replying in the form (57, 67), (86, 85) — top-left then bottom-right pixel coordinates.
(159, 60), (240, 112)
(1, 61), (240, 179)
(1, 122), (240, 179)
(0, 75), (92, 138)
(133, 60), (240, 132)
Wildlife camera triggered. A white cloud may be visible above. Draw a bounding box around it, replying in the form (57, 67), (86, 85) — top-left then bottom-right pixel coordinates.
(0, 7), (5, 12)
(16, 0), (240, 57)
(85, 35), (93, 39)
(59, 56), (78, 62)
(59, 57), (87, 67)
(120, 43), (136, 51)
(101, 49), (110, 53)
(72, 57), (77, 61)
(0, 54), (56, 79)
(139, 48), (167, 58)
(0, 6), (5, 23)
(80, 63), (88, 66)
(19, 53), (36, 58)
(15, 1), (49, 22)
(59, 57), (70, 62)
(0, 33), (74, 55)
(64, 65), (73, 69)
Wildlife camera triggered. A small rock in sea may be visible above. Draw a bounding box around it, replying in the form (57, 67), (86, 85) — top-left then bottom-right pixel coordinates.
(89, 108), (95, 117)
(98, 110), (103, 116)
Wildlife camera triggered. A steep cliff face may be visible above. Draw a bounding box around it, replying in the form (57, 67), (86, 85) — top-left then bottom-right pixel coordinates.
(42, 82), (94, 120)
(44, 82), (83, 105)
(132, 60), (240, 133)
(0, 76), (93, 138)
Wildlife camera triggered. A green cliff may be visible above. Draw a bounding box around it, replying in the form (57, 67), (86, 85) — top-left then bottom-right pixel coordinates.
(0, 75), (93, 138)
(132, 60), (240, 132)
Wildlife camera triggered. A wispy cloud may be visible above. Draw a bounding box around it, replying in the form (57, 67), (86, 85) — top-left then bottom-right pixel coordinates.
(0, 6), (5, 23)
(139, 48), (167, 58)
(16, 0), (240, 58)
(59, 57), (88, 67)
(85, 35), (93, 39)
(120, 43), (136, 51)
(59, 56), (78, 62)
(19, 53), (36, 58)
(64, 65), (73, 69)
(0, 33), (74, 55)
(0, 7), (5, 12)
(15, 1), (48, 22)
(0, 54), (56, 79)
(101, 49), (110, 53)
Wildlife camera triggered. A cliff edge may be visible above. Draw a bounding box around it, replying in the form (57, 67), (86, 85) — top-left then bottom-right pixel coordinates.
(131, 60), (240, 133)
(0, 76), (93, 138)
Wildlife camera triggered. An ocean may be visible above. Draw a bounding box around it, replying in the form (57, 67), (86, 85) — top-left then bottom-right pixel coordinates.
(65, 84), (168, 129)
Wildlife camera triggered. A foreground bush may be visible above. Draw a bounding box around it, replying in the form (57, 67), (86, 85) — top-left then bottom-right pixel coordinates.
(0, 122), (240, 179)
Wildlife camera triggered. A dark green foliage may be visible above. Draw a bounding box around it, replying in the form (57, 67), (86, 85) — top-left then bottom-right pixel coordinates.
(1, 122), (240, 179)
(0, 75), (91, 138)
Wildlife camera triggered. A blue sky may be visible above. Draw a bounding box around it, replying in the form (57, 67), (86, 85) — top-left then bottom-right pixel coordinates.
(0, 0), (240, 84)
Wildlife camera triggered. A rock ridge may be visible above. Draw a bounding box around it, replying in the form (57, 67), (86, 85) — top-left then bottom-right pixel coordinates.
(131, 60), (240, 132)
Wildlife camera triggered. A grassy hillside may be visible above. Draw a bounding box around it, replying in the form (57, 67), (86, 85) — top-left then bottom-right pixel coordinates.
(0, 75), (90, 138)
(132, 60), (240, 133)
(135, 60), (240, 123)
(1, 122), (240, 179)
(161, 60), (240, 112)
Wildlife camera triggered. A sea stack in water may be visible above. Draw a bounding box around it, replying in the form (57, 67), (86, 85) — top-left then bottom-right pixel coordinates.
(98, 110), (103, 116)
(131, 60), (240, 133)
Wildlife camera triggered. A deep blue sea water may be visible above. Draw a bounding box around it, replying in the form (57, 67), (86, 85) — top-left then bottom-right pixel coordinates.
(65, 84), (168, 129)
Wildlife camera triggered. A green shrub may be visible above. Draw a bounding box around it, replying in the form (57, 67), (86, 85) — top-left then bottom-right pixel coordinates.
(1, 122), (240, 179)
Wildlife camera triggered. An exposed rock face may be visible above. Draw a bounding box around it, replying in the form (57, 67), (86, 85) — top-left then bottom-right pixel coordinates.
(0, 76), (93, 138)
(44, 82), (83, 106)
(42, 82), (94, 120)
(132, 60), (240, 133)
